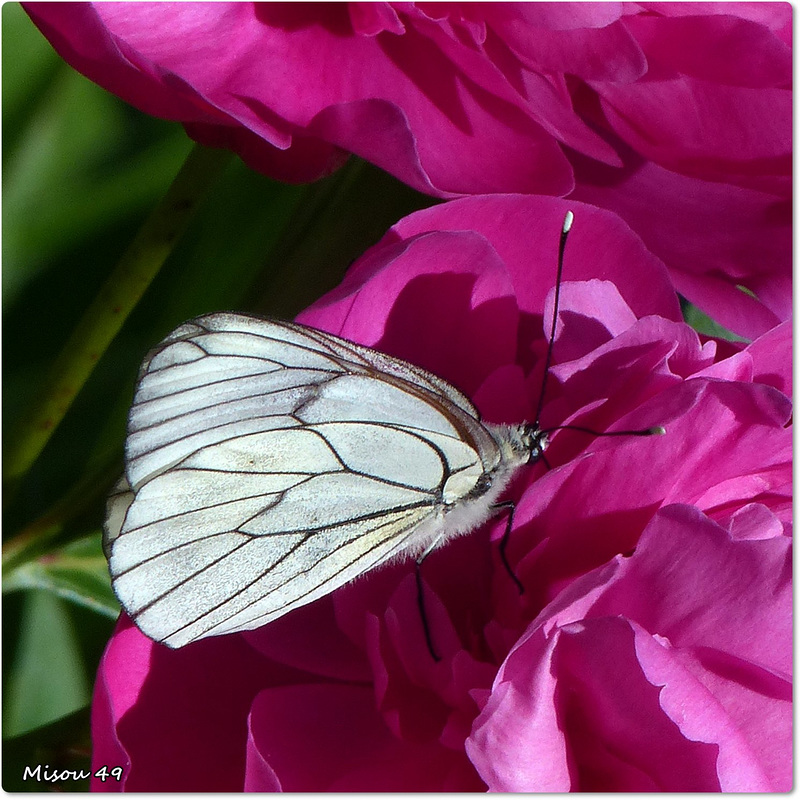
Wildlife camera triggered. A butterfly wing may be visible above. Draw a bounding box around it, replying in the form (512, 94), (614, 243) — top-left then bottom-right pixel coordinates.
(105, 313), (501, 647)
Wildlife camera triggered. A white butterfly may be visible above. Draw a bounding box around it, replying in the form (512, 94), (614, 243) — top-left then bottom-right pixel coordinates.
(103, 312), (548, 649)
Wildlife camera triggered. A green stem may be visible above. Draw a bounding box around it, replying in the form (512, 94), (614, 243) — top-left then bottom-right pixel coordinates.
(3, 142), (232, 485)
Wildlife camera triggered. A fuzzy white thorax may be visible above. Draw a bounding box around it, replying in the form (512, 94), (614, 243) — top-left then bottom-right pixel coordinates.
(394, 422), (547, 560)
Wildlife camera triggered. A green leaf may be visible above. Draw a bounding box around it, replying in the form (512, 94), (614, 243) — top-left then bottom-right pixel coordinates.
(4, 533), (119, 619)
(3, 590), (91, 739)
(680, 297), (750, 344)
(246, 157), (437, 320)
(2, 706), (92, 791)
(4, 142), (232, 486)
(1, 3), (61, 148)
(3, 2), (191, 310)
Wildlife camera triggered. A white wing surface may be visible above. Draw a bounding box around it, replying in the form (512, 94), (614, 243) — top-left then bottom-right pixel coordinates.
(105, 314), (503, 648)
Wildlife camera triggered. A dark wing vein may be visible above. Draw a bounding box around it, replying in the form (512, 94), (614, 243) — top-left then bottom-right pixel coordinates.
(160, 504), (430, 644)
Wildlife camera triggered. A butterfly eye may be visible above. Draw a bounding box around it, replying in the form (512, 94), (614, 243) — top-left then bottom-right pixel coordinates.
(526, 429), (549, 464)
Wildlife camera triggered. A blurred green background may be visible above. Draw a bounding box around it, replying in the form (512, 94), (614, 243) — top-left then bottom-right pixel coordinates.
(2, 4), (433, 789)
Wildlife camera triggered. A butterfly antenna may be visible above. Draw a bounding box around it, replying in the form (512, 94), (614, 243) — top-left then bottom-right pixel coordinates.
(542, 423), (667, 439)
(533, 211), (573, 427)
(528, 213), (665, 445)
(496, 213), (573, 597)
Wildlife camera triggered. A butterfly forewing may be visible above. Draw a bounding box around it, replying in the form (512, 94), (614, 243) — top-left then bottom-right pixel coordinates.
(106, 314), (506, 647)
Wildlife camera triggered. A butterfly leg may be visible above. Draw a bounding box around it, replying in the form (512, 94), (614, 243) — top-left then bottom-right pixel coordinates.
(414, 534), (446, 662)
(493, 501), (524, 594)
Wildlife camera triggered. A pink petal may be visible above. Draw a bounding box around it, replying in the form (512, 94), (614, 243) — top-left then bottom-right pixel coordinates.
(90, 618), (152, 791)
(626, 14), (791, 88)
(388, 196), (681, 321)
(467, 631), (571, 790)
(348, 3), (405, 36)
(243, 596), (372, 682)
(94, 618), (308, 791)
(299, 228), (520, 397)
(596, 79), (790, 193)
(639, 3), (792, 34)
(471, 618), (721, 790)
(246, 684), (484, 790)
(509, 378), (790, 605)
(726, 503), (786, 541)
(631, 629), (779, 791)
(570, 148), (790, 338)
(747, 319), (792, 398)
(592, 505), (792, 675)
(489, 8), (647, 82)
(541, 278), (639, 363)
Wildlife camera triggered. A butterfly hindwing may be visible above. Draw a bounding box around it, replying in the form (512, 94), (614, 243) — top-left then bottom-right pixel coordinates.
(106, 314), (501, 647)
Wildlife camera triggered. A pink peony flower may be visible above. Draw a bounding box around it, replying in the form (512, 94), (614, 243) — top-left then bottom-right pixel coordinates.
(468, 505), (792, 791)
(25, 3), (791, 338)
(91, 196), (791, 791)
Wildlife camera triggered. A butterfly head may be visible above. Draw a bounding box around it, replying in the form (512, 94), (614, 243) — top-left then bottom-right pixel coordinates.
(521, 423), (549, 464)
(494, 422), (550, 467)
